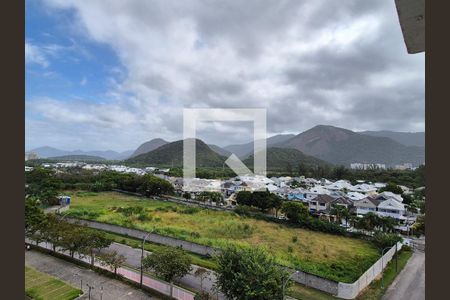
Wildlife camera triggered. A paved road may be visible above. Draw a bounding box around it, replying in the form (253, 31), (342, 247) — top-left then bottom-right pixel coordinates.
(382, 250), (425, 300)
(104, 243), (224, 299)
(26, 250), (160, 300)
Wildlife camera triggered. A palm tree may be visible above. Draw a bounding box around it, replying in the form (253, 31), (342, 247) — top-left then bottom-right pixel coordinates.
(379, 217), (398, 233)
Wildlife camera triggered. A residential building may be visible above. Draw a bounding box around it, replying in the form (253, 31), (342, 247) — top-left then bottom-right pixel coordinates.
(353, 196), (380, 215)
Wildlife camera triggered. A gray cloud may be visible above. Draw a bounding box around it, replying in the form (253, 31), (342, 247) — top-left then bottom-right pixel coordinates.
(27, 0), (424, 150)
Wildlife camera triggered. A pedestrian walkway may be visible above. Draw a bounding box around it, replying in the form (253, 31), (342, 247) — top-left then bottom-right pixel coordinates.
(26, 250), (158, 300)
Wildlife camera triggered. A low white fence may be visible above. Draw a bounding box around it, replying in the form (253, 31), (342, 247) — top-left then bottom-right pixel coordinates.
(337, 242), (402, 299)
(26, 239), (196, 300)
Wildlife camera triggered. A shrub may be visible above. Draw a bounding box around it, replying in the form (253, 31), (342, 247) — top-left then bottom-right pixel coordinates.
(372, 232), (403, 249)
(292, 236), (298, 243)
(181, 207), (202, 214)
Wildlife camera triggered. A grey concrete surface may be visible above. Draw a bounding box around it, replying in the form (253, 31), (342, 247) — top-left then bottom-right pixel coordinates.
(25, 250), (160, 300)
(104, 242), (224, 299)
(382, 251), (425, 300)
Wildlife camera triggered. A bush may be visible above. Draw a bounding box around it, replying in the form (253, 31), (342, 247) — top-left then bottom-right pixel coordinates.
(180, 207), (202, 214)
(292, 236), (298, 243)
(234, 205), (252, 216)
(372, 232), (403, 249)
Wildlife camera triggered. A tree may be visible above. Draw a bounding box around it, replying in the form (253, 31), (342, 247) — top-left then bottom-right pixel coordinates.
(194, 267), (211, 292)
(412, 214), (425, 236)
(281, 202), (309, 223)
(25, 168), (62, 206)
(380, 182), (404, 195)
(236, 191), (253, 206)
(25, 197), (46, 238)
(379, 217), (398, 233)
(137, 174), (174, 196)
(252, 191), (273, 211)
(356, 212), (381, 231)
(269, 194), (283, 217)
(330, 204), (348, 224)
(143, 247), (192, 298)
(80, 230), (111, 266)
(40, 214), (65, 251)
(59, 225), (87, 258)
(372, 232), (402, 249)
(215, 246), (290, 300)
(99, 251), (126, 275)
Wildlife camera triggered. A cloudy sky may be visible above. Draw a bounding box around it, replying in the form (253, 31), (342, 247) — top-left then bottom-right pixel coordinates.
(25, 0), (424, 151)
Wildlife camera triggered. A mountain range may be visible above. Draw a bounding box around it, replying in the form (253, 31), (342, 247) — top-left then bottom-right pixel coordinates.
(29, 146), (133, 160)
(243, 147), (329, 171)
(29, 125), (425, 168)
(358, 130), (425, 147)
(276, 125), (424, 166)
(224, 134), (295, 159)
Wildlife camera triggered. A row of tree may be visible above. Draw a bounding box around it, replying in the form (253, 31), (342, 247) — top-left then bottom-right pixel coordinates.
(26, 168), (175, 206)
(270, 164), (425, 189)
(25, 198), (125, 272)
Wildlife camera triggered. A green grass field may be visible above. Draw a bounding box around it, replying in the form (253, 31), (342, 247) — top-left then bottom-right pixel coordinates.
(66, 191), (380, 283)
(25, 266), (82, 300)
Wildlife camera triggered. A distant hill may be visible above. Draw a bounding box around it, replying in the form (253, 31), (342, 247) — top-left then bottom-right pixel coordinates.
(224, 134), (296, 159)
(207, 144), (232, 157)
(359, 130), (425, 147)
(48, 155), (106, 161)
(243, 147), (330, 171)
(126, 139), (227, 167)
(277, 125), (425, 167)
(30, 146), (69, 158)
(131, 138), (169, 157)
(30, 146), (132, 160)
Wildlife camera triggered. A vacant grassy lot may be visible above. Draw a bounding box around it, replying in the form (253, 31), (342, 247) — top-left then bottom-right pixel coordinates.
(66, 191), (379, 283)
(25, 266), (82, 300)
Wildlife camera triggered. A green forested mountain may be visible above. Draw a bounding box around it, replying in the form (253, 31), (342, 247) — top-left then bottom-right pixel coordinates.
(126, 139), (227, 167)
(277, 125), (425, 167)
(243, 147), (330, 171)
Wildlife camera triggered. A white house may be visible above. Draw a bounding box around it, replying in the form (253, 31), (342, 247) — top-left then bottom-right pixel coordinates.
(349, 183), (377, 195)
(377, 198), (406, 220)
(347, 191), (367, 201)
(324, 180), (353, 191)
(354, 197), (380, 215)
(377, 191), (403, 203)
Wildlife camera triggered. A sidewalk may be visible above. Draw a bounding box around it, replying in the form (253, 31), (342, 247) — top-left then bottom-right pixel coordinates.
(26, 240), (196, 300)
(26, 250), (158, 300)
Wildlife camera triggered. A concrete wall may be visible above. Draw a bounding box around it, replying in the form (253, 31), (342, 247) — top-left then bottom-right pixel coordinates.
(337, 242), (402, 299)
(292, 269), (339, 295)
(66, 217), (219, 257)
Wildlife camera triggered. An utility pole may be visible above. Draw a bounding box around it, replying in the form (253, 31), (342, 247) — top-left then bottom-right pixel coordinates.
(381, 246), (393, 288)
(140, 232), (151, 288)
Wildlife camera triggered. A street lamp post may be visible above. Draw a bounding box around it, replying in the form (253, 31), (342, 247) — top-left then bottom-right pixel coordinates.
(140, 232), (151, 288)
(381, 246), (393, 288)
(86, 284), (94, 300)
(282, 270), (299, 300)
